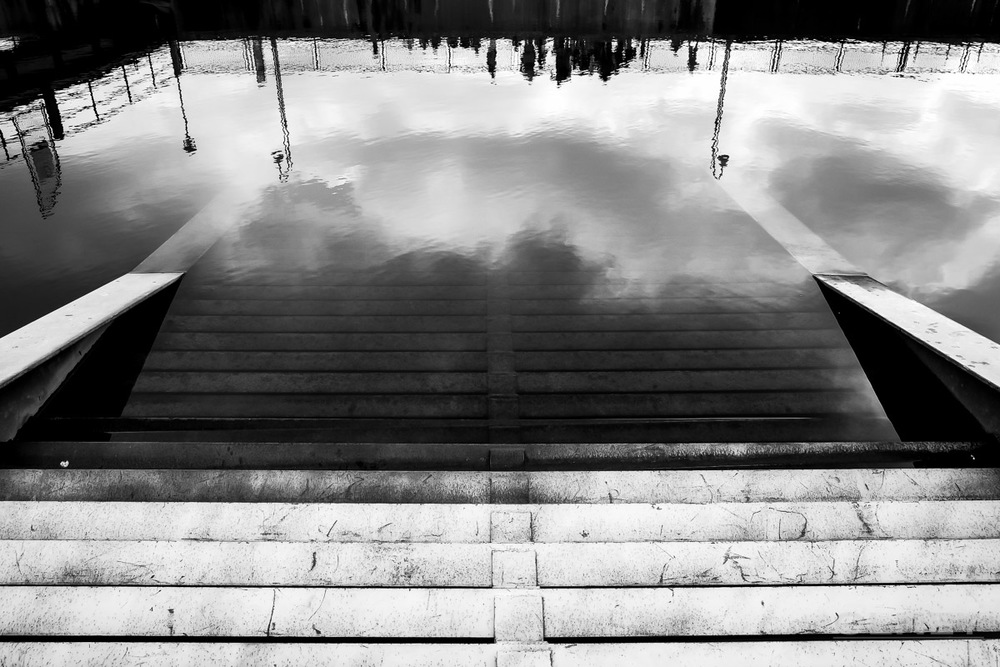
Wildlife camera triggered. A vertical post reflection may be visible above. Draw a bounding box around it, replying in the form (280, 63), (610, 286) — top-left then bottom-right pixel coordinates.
(252, 37), (267, 84)
(122, 65), (133, 104)
(13, 103), (62, 218)
(270, 37), (292, 182)
(711, 40), (730, 180)
(175, 70), (196, 154)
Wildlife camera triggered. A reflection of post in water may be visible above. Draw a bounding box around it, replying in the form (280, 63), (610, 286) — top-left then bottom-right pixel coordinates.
(711, 40), (731, 180)
(41, 88), (64, 140)
(487, 38), (497, 79)
(520, 39), (537, 80)
(174, 67), (196, 154)
(769, 39), (783, 73)
(148, 54), (158, 88)
(87, 81), (99, 120)
(169, 40), (184, 77)
(270, 37), (292, 182)
(13, 103), (62, 218)
(122, 65), (133, 104)
(0, 127), (9, 161)
(687, 40), (699, 71)
(896, 41), (911, 73)
(554, 37), (571, 83)
(252, 37), (267, 84)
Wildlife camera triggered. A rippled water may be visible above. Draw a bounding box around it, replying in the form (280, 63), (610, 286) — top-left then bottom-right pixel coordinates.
(2, 37), (1000, 342)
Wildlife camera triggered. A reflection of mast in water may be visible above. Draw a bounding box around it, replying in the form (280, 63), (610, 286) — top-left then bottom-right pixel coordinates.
(487, 38), (497, 79)
(13, 102), (62, 218)
(0, 127), (9, 161)
(270, 37), (292, 182)
(176, 77), (196, 154)
(769, 39), (783, 73)
(169, 39), (196, 153)
(710, 40), (731, 180)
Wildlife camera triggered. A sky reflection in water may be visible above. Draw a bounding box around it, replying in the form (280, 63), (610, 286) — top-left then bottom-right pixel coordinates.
(1, 38), (999, 342)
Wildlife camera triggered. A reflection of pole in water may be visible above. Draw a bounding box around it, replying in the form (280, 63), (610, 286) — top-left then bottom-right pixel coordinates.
(687, 40), (698, 71)
(169, 40), (184, 77)
(896, 41), (911, 72)
(41, 88), (64, 140)
(122, 65), (133, 104)
(252, 37), (267, 84)
(769, 39), (783, 73)
(711, 40), (731, 180)
(87, 81), (99, 120)
(270, 37), (292, 182)
(0, 127), (10, 161)
(148, 54), (157, 88)
(959, 43), (972, 72)
(13, 103), (62, 218)
(487, 38), (497, 79)
(834, 40), (846, 72)
(176, 75), (196, 154)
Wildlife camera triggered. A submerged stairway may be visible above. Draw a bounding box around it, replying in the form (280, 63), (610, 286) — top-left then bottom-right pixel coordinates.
(2, 462), (1000, 664)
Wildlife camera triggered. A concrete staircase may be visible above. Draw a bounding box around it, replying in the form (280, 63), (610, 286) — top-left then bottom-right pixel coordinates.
(2, 464), (999, 664)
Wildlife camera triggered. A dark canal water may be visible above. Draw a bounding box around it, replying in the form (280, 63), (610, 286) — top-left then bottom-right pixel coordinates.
(3, 36), (1000, 344)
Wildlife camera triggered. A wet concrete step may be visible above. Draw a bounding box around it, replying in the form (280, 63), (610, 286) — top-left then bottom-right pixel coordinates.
(2, 539), (998, 587)
(0, 641), (995, 667)
(140, 348), (857, 372)
(2, 469), (995, 503)
(1, 585), (998, 638)
(1, 440), (978, 470)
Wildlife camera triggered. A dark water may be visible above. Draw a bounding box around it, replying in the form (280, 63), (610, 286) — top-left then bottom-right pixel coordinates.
(2, 36), (1000, 344)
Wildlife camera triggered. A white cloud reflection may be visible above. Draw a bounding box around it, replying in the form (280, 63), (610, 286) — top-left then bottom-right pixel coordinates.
(2, 43), (999, 341)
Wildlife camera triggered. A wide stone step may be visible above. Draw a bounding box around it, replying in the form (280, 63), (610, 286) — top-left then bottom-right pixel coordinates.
(3, 500), (1000, 541)
(0, 539), (1000, 588)
(3, 440), (975, 470)
(2, 539), (998, 586)
(2, 469), (995, 503)
(2, 585), (998, 637)
(0, 641), (996, 667)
